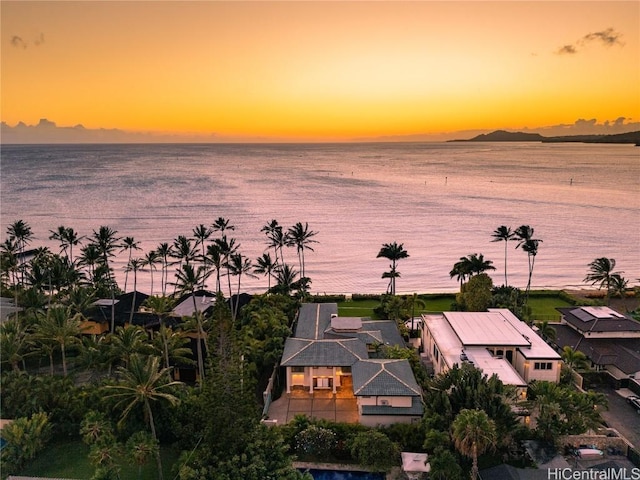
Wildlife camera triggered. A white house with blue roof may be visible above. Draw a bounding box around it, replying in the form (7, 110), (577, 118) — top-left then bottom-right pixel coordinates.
(280, 303), (424, 425)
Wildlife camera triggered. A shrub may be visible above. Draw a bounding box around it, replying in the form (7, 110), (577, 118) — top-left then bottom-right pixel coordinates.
(349, 429), (400, 473)
(0, 412), (53, 475)
(295, 425), (337, 457)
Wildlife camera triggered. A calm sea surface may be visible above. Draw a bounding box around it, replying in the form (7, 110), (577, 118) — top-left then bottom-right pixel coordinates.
(1, 142), (638, 295)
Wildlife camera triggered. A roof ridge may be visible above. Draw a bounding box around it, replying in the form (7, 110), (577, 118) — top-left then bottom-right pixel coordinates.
(382, 360), (421, 395)
(354, 365), (384, 394)
(281, 339), (312, 364)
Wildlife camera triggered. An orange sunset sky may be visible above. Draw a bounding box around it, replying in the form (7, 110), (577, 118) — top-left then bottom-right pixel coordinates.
(1, 1), (639, 142)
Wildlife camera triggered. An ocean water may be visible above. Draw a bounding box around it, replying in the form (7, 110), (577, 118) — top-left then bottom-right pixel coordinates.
(1, 142), (638, 296)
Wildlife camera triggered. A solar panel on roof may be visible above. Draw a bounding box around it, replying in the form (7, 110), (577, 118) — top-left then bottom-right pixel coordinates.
(571, 308), (595, 322)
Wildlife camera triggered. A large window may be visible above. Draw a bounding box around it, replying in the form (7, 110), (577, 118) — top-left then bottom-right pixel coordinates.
(534, 362), (553, 370)
(291, 366), (305, 373)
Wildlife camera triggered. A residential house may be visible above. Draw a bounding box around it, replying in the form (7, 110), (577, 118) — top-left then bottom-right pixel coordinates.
(421, 309), (561, 398)
(280, 303), (423, 425)
(554, 306), (640, 385)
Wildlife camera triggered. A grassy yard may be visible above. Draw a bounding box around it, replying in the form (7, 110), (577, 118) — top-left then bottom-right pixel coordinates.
(337, 291), (575, 321)
(17, 438), (180, 480)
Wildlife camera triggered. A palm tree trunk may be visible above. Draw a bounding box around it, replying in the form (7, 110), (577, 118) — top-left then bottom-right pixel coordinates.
(192, 294), (205, 383)
(145, 399), (164, 480)
(62, 343), (67, 376)
(471, 442), (478, 480)
(503, 241), (508, 287)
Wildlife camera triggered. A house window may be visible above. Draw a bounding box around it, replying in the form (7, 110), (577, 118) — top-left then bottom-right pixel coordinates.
(291, 366), (305, 373)
(534, 362), (553, 370)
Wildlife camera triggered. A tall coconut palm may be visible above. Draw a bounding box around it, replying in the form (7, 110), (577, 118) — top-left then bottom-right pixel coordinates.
(514, 225), (542, 303)
(172, 263), (211, 383)
(254, 253), (277, 293)
(286, 222), (318, 279)
(120, 237), (141, 293)
(450, 257), (472, 289)
(192, 224), (213, 289)
(467, 253), (496, 276)
(155, 243), (173, 296)
(125, 258), (144, 323)
(609, 273), (629, 311)
(91, 226), (121, 333)
(491, 226), (516, 287)
(110, 325), (153, 370)
(50, 226), (84, 263)
(205, 243), (223, 292)
(261, 219), (282, 263)
(77, 243), (101, 286)
(142, 250), (160, 296)
(226, 253), (257, 321)
(214, 235), (239, 302)
(211, 217), (235, 236)
(34, 305), (86, 376)
(273, 264), (299, 296)
(561, 346), (589, 370)
(105, 354), (182, 480)
(584, 257), (621, 306)
(452, 409), (497, 480)
(376, 242), (409, 295)
(7, 219), (33, 284)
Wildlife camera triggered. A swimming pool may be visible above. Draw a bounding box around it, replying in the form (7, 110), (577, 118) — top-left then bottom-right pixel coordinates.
(301, 469), (385, 480)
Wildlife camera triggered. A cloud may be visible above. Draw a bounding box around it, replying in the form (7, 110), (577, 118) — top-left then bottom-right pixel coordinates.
(9, 33), (45, 49)
(557, 44), (577, 55)
(11, 35), (27, 49)
(582, 28), (623, 47)
(556, 27), (624, 55)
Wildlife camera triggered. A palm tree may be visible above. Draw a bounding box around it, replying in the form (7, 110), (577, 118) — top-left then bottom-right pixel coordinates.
(110, 325), (153, 369)
(214, 235), (239, 302)
(105, 354), (182, 480)
(0, 319), (30, 371)
(34, 305), (86, 376)
(450, 257), (472, 288)
(172, 263), (211, 383)
(561, 346), (589, 370)
(584, 257), (621, 306)
(514, 225), (542, 303)
(535, 319), (557, 341)
(211, 216), (235, 236)
(227, 253), (257, 321)
(286, 222), (318, 279)
(120, 237), (141, 293)
(142, 250), (160, 296)
(155, 243), (173, 296)
(77, 243), (101, 286)
(609, 274), (629, 311)
(273, 264), (299, 296)
(263, 220), (288, 266)
(491, 226), (516, 287)
(452, 409), (497, 480)
(49, 226), (84, 263)
(91, 226), (121, 333)
(466, 253), (496, 276)
(376, 242), (409, 295)
(125, 258), (144, 324)
(152, 324), (193, 372)
(205, 243), (223, 292)
(192, 224), (213, 289)
(254, 253), (277, 293)
(126, 431), (159, 480)
(7, 219), (33, 284)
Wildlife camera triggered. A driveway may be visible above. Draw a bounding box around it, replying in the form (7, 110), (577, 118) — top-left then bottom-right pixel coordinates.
(597, 387), (640, 449)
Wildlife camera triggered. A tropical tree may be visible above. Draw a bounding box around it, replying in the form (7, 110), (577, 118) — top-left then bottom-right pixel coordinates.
(376, 242), (409, 295)
(0, 319), (30, 371)
(514, 225), (542, 304)
(50, 225), (83, 261)
(211, 216), (235, 236)
(254, 253), (277, 293)
(91, 226), (121, 333)
(34, 305), (86, 376)
(142, 250), (160, 296)
(0, 412), (52, 475)
(105, 354), (182, 480)
(153, 324), (193, 372)
(126, 431), (159, 480)
(120, 237), (141, 292)
(205, 243), (223, 292)
(584, 257), (621, 306)
(286, 222), (318, 279)
(109, 325), (154, 370)
(451, 409), (497, 480)
(172, 264), (211, 382)
(535, 319), (557, 341)
(7, 219), (34, 283)
(78, 243), (102, 286)
(125, 258), (144, 323)
(491, 226), (516, 287)
(214, 235), (239, 300)
(561, 346), (589, 370)
(155, 243), (173, 296)
(227, 253), (257, 321)
(192, 224), (213, 289)
(272, 264), (299, 296)
(262, 220), (287, 267)
(609, 273), (629, 311)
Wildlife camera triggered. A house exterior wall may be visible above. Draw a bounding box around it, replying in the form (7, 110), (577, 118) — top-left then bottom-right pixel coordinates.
(515, 351), (561, 383)
(81, 320), (108, 335)
(357, 396), (412, 408)
(359, 414), (419, 427)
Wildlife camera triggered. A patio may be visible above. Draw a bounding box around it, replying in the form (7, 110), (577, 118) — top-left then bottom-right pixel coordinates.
(265, 378), (359, 424)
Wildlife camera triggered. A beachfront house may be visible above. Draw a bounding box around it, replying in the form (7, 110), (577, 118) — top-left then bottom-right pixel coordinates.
(280, 303), (423, 425)
(421, 309), (561, 398)
(553, 306), (640, 386)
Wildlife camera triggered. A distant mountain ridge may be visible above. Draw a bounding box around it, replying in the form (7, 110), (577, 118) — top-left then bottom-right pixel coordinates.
(452, 129), (640, 144)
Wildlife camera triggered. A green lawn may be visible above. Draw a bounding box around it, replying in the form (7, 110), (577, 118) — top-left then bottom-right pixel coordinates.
(337, 292), (574, 321)
(18, 438), (180, 480)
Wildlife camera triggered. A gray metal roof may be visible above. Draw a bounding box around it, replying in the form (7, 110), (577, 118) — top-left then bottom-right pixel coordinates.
(352, 359), (422, 396)
(281, 338), (368, 367)
(294, 303), (338, 339)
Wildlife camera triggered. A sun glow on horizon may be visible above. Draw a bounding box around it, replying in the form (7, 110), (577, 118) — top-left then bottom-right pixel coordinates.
(1, 1), (638, 141)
